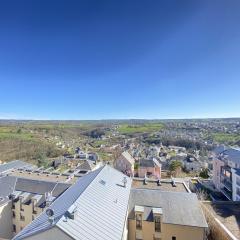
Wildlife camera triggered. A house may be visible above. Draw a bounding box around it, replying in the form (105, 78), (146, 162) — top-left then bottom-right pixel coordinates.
(183, 156), (202, 172)
(13, 165), (132, 240)
(87, 152), (98, 162)
(128, 189), (208, 240)
(78, 151), (88, 159)
(213, 146), (240, 201)
(138, 158), (161, 179)
(114, 151), (135, 176)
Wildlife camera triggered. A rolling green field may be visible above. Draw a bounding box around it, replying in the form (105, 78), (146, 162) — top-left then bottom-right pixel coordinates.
(0, 125), (63, 163)
(211, 133), (240, 145)
(0, 126), (34, 140)
(118, 123), (164, 135)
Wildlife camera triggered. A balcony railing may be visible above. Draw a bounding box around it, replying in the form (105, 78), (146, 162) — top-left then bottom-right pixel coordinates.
(221, 178), (232, 191)
(221, 188), (232, 200)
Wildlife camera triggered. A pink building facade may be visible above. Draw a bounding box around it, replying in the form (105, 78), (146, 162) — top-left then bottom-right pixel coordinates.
(213, 158), (225, 190)
(137, 159), (161, 179)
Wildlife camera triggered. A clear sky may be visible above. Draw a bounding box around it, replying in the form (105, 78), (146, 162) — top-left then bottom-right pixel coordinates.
(0, 0), (240, 120)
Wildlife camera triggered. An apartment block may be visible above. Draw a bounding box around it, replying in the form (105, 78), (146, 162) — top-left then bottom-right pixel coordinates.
(213, 146), (240, 201)
(0, 176), (70, 239)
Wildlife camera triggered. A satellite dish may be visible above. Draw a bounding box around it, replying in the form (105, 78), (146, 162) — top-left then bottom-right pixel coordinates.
(46, 208), (54, 217)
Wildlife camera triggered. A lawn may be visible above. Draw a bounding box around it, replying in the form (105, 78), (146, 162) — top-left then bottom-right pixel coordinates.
(90, 140), (107, 148)
(118, 123), (164, 135)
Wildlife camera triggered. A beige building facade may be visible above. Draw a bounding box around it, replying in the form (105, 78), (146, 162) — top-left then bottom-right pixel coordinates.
(128, 219), (205, 240)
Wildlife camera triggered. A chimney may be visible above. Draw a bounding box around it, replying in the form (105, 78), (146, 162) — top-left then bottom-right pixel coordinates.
(122, 177), (127, 188)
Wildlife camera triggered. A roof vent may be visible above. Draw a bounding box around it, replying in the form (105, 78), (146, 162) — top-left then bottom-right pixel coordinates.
(46, 208), (55, 225)
(172, 179), (176, 187)
(64, 205), (77, 221)
(143, 177), (147, 185)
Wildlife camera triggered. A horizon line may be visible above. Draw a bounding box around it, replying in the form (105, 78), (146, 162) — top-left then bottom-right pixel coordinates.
(0, 117), (240, 121)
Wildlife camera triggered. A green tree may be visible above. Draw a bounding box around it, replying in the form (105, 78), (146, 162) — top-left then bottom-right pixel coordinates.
(169, 160), (182, 172)
(169, 160), (183, 177)
(199, 168), (209, 179)
(17, 128), (22, 134)
(35, 150), (48, 167)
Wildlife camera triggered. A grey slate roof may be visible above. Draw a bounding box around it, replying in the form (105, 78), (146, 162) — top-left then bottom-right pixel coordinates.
(129, 189), (208, 228)
(0, 176), (70, 207)
(0, 160), (33, 174)
(15, 178), (56, 195)
(139, 159), (155, 168)
(221, 147), (240, 164)
(78, 160), (95, 171)
(234, 168), (240, 176)
(213, 145), (226, 155)
(0, 176), (16, 205)
(13, 165), (132, 240)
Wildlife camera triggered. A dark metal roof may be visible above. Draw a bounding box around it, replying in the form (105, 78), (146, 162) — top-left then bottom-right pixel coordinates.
(0, 176), (16, 205)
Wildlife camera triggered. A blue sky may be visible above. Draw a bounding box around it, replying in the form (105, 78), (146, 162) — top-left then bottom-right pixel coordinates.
(0, 0), (240, 120)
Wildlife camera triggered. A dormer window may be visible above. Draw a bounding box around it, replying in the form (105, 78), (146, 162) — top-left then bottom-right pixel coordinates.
(154, 216), (161, 232)
(20, 199), (24, 211)
(134, 205), (144, 230)
(136, 214), (142, 230)
(152, 207), (163, 233)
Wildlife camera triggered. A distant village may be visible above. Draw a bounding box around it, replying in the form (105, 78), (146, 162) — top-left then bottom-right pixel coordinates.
(0, 119), (240, 240)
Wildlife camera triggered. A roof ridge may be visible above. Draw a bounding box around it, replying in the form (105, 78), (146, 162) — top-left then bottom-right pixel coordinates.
(13, 176), (18, 191)
(61, 165), (105, 214)
(50, 182), (59, 195)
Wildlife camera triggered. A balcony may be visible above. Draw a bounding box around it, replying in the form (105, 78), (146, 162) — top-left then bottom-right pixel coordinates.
(221, 187), (232, 200)
(221, 178), (232, 191)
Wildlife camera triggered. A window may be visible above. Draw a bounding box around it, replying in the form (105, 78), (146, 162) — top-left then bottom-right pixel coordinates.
(172, 237), (176, 240)
(32, 202), (37, 214)
(20, 200), (24, 211)
(155, 216), (161, 232)
(20, 213), (25, 221)
(136, 214), (142, 230)
(13, 224), (16, 233)
(12, 211), (15, 218)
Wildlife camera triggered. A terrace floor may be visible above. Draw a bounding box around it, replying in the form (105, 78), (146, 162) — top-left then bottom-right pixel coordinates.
(132, 178), (189, 192)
